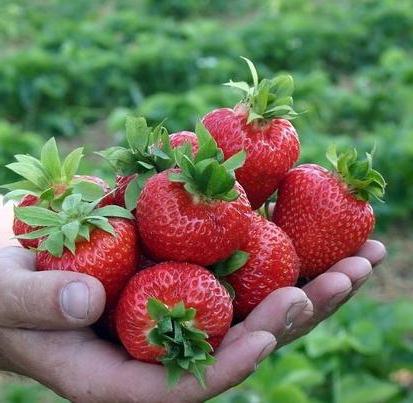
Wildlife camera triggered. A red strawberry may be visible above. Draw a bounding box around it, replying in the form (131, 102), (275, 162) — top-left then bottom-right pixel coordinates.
(14, 193), (139, 308)
(170, 131), (199, 155)
(203, 58), (300, 209)
(272, 147), (386, 278)
(97, 117), (176, 211)
(214, 213), (300, 320)
(137, 124), (251, 265)
(4, 138), (112, 248)
(116, 262), (233, 386)
(137, 170), (251, 265)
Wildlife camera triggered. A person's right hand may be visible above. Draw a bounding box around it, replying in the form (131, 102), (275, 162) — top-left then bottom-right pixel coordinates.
(0, 240), (385, 403)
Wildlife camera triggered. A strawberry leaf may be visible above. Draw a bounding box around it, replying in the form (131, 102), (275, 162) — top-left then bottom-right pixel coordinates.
(14, 206), (64, 227)
(41, 138), (62, 181)
(72, 180), (105, 202)
(62, 148), (84, 181)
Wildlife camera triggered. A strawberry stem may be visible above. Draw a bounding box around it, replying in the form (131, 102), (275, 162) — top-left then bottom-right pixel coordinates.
(147, 298), (216, 388)
(169, 122), (246, 201)
(14, 193), (134, 257)
(326, 145), (386, 202)
(224, 57), (299, 123)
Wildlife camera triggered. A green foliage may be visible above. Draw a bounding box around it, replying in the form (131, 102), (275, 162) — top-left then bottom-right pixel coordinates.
(1, 0), (410, 225)
(211, 297), (413, 403)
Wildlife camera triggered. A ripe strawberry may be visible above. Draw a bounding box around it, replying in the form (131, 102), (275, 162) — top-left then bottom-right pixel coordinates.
(98, 117), (176, 210)
(14, 193), (138, 307)
(272, 147), (386, 278)
(116, 262), (233, 386)
(3, 138), (112, 248)
(137, 123), (251, 266)
(213, 213), (300, 320)
(203, 58), (300, 209)
(170, 131), (199, 155)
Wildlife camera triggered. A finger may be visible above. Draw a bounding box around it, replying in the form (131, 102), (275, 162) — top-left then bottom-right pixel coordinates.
(303, 271), (352, 323)
(221, 287), (313, 348)
(0, 248), (106, 329)
(356, 240), (386, 266)
(328, 256), (372, 291)
(173, 331), (276, 402)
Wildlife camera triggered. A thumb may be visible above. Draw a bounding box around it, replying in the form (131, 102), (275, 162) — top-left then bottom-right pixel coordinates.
(0, 247), (106, 329)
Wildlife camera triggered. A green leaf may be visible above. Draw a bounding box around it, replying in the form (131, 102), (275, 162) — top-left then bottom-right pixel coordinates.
(14, 206), (64, 227)
(62, 221), (80, 244)
(92, 205), (134, 220)
(125, 116), (149, 151)
(1, 179), (41, 193)
(3, 189), (37, 203)
(6, 162), (49, 189)
(241, 56), (259, 88)
(273, 74), (294, 98)
(72, 181), (105, 202)
(62, 147), (84, 180)
(16, 227), (57, 240)
(40, 138), (62, 181)
(148, 298), (170, 321)
(222, 150), (246, 172)
(88, 218), (116, 236)
(223, 80), (251, 95)
(62, 193), (82, 211)
(39, 231), (64, 257)
(124, 176), (139, 211)
(213, 250), (250, 276)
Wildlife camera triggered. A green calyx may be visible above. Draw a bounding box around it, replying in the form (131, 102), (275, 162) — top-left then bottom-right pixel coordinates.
(2, 137), (105, 206)
(169, 122), (246, 202)
(147, 298), (216, 388)
(97, 115), (176, 209)
(14, 193), (133, 257)
(326, 145), (386, 202)
(224, 57), (299, 124)
(210, 250), (250, 299)
(97, 115), (175, 175)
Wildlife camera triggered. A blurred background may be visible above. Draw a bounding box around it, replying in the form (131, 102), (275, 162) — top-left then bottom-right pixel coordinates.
(0, 0), (412, 401)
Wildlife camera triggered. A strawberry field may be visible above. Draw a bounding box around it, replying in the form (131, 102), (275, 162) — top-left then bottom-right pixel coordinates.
(0, 0), (412, 402)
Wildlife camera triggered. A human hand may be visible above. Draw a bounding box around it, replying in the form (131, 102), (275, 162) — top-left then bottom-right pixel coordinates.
(0, 240), (385, 403)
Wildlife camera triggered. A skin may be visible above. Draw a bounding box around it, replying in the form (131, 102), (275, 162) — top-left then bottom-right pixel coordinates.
(0, 198), (386, 403)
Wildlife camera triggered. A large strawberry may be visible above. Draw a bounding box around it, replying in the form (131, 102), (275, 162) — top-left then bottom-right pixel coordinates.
(97, 116), (176, 210)
(203, 57), (300, 209)
(137, 123), (252, 266)
(273, 147), (386, 278)
(3, 138), (112, 248)
(212, 213), (300, 320)
(170, 131), (199, 155)
(14, 193), (138, 307)
(116, 262), (233, 386)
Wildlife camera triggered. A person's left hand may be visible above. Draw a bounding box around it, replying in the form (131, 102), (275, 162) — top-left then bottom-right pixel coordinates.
(0, 240), (385, 403)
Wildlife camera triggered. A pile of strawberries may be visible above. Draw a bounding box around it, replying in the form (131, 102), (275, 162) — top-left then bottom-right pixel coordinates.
(2, 58), (385, 387)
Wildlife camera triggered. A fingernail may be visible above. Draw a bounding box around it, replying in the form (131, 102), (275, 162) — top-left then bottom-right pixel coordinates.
(60, 282), (90, 319)
(255, 332), (277, 364)
(327, 287), (352, 311)
(285, 299), (309, 329)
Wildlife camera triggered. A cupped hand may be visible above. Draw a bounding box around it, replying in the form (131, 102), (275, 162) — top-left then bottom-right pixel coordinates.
(0, 240), (385, 403)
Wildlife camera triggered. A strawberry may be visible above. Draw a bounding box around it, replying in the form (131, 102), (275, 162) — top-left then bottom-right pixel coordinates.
(97, 116), (176, 210)
(2, 138), (112, 248)
(116, 262), (233, 386)
(14, 193), (138, 307)
(170, 131), (199, 155)
(137, 123), (252, 266)
(212, 213), (300, 320)
(272, 147), (386, 278)
(203, 58), (300, 209)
